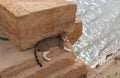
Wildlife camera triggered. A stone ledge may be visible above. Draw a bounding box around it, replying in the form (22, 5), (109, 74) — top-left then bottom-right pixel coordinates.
(0, 40), (87, 78)
(29, 59), (87, 78)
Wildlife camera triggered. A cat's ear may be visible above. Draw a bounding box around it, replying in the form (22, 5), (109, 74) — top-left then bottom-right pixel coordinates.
(61, 32), (68, 40)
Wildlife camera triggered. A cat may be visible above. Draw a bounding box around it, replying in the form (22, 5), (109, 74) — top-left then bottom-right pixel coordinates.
(34, 33), (71, 67)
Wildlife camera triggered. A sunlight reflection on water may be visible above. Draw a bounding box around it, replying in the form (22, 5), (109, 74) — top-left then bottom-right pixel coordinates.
(68, 0), (120, 68)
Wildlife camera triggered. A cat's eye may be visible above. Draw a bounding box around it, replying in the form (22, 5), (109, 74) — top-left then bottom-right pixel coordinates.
(38, 49), (40, 51)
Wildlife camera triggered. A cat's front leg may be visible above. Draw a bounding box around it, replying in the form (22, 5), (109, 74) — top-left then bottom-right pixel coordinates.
(43, 51), (51, 61)
(64, 46), (71, 52)
(63, 37), (72, 52)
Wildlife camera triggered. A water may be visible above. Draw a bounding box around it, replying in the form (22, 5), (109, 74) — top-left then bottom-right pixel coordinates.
(68, 0), (120, 68)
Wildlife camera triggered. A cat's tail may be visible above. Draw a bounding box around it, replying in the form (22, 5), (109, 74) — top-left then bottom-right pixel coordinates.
(34, 48), (43, 67)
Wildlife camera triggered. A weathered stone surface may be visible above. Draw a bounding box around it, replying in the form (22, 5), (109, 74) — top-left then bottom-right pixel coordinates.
(0, 40), (88, 78)
(0, 19), (82, 48)
(86, 66), (98, 78)
(0, 19), (83, 45)
(29, 59), (87, 78)
(68, 19), (82, 44)
(0, 0), (77, 50)
(0, 25), (8, 38)
(20, 0), (66, 2)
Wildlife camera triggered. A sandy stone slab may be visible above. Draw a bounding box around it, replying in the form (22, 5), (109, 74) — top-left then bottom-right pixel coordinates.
(0, 39), (87, 78)
(0, 0), (77, 50)
(0, 19), (83, 48)
(0, 40), (33, 75)
(0, 40), (75, 77)
(27, 59), (88, 78)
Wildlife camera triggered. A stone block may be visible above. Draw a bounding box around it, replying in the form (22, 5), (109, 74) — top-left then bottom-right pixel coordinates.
(0, 0), (77, 50)
(0, 40), (88, 78)
(0, 19), (83, 48)
(68, 19), (82, 44)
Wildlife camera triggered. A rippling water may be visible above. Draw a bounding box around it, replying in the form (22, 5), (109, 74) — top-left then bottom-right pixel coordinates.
(68, 0), (120, 68)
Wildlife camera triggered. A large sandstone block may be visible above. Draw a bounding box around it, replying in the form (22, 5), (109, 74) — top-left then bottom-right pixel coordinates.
(0, 19), (82, 46)
(0, 0), (77, 50)
(0, 40), (88, 78)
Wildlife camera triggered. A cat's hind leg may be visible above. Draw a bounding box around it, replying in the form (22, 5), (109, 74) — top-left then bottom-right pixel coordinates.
(43, 51), (51, 61)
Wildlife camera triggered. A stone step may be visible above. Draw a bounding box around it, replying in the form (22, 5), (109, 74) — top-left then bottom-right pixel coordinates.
(1, 51), (75, 78)
(0, 38), (88, 78)
(2, 66), (40, 78)
(0, 41), (34, 77)
(1, 59), (87, 78)
(47, 59), (87, 78)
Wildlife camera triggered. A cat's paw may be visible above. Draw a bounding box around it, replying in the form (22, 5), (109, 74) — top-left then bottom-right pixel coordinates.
(43, 51), (51, 61)
(45, 58), (51, 61)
